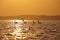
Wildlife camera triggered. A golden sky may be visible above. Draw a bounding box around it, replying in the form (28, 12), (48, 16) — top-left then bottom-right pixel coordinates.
(0, 0), (60, 16)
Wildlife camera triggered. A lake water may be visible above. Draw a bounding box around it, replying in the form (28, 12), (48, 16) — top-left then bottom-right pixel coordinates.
(0, 20), (60, 40)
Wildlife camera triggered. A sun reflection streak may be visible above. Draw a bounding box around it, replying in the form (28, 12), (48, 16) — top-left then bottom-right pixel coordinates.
(10, 20), (28, 39)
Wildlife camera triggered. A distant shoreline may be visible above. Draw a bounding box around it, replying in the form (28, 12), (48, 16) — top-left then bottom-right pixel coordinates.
(0, 15), (60, 20)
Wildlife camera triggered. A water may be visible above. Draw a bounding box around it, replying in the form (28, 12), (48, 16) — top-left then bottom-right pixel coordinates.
(0, 20), (60, 40)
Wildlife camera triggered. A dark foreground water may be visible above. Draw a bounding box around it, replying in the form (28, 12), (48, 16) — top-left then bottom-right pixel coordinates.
(0, 20), (60, 40)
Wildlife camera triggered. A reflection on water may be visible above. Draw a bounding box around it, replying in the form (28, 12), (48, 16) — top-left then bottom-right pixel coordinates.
(0, 20), (60, 40)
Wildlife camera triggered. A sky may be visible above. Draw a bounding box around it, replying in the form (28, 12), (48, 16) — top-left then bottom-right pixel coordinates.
(0, 0), (60, 16)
